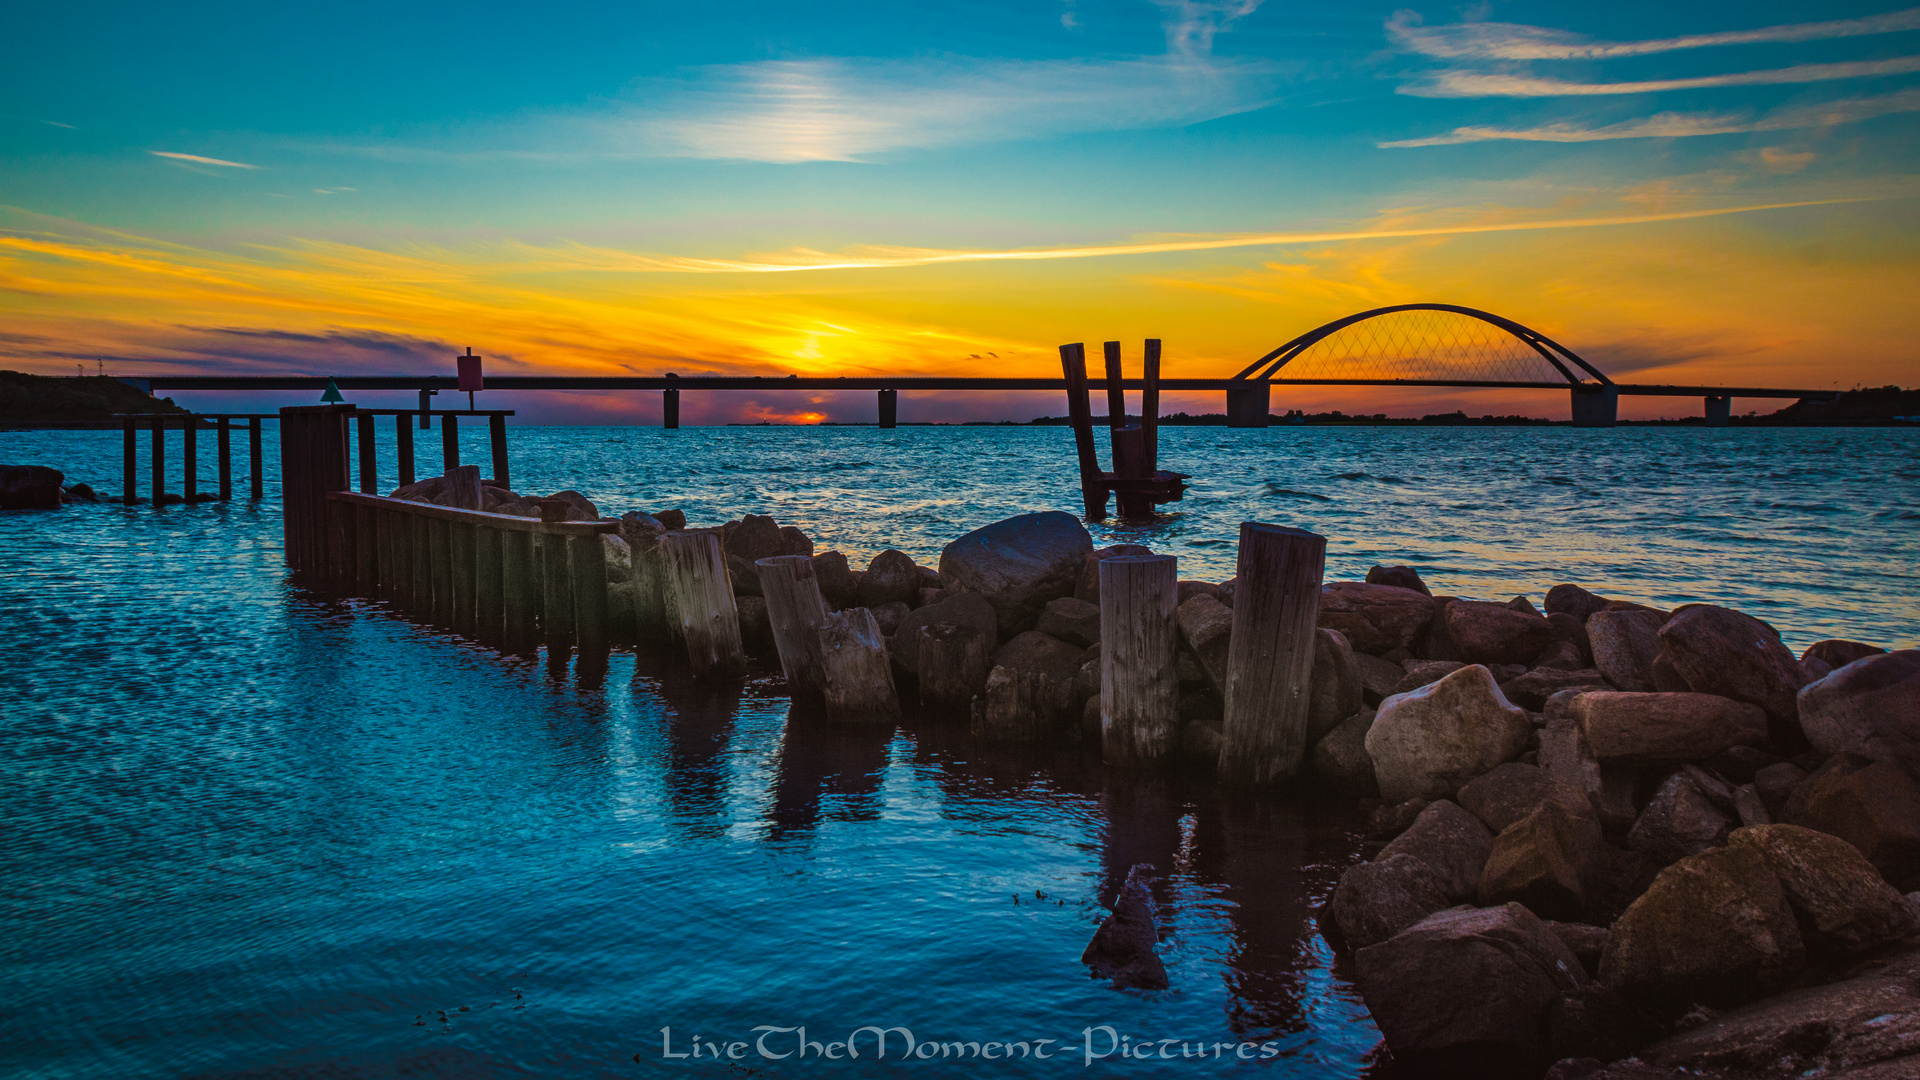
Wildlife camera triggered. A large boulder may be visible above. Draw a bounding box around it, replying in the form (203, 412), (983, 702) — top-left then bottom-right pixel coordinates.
(1478, 799), (1605, 919)
(986, 631), (1086, 718)
(1501, 667), (1609, 711)
(1538, 715), (1639, 829)
(723, 514), (786, 563)
(811, 551), (860, 608)
(1365, 564), (1431, 595)
(1307, 628), (1363, 745)
(1571, 691), (1770, 766)
(1445, 600), (1556, 666)
(888, 591), (998, 676)
(1587, 609), (1666, 692)
(939, 512), (1093, 635)
(1034, 596), (1101, 648)
(1786, 756), (1920, 891)
(1627, 771), (1736, 866)
(1378, 799), (1497, 901)
(1175, 594), (1233, 696)
(1073, 543), (1154, 605)
(1804, 639), (1888, 670)
(1598, 844), (1806, 1015)
(1311, 707), (1377, 795)
(859, 549), (923, 608)
(1080, 864), (1168, 990)
(1329, 852), (1452, 949)
(1459, 762), (1593, 834)
(0, 465), (65, 509)
(1366, 665), (1531, 804)
(1798, 650), (1920, 781)
(1353, 651), (1406, 702)
(1658, 604), (1811, 740)
(1729, 824), (1920, 955)
(1545, 584), (1610, 622)
(1316, 582), (1434, 654)
(1354, 903), (1587, 1074)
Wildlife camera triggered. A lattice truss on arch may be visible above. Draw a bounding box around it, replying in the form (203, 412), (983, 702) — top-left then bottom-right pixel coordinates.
(1279, 309), (1572, 383)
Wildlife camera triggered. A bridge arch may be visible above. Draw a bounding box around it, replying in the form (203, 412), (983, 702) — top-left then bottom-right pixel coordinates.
(1232, 303), (1611, 387)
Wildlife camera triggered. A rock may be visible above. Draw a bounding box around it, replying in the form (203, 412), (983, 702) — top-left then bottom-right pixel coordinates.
(1508, 594), (1543, 618)
(1072, 544), (1154, 605)
(1366, 564), (1431, 596)
(1547, 984), (1661, 1065)
(887, 591), (998, 677)
(1174, 594), (1233, 696)
(1639, 943), (1920, 1076)
(1733, 784), (1772, 827)
(1180, 717), (1223, 770)
(1413, 596), (1464, 661)
(811, 551), (860, 608)
(1354, 903), (1587, 1074)
(1366, 665), (1532, 804)
(1804, 654), (1834, 681)
(1729, 824), (1920, 955)
(1650, 650), (1692, 692)
(1312, 708), (1378, 795)
(1368, 798), (1430, 839)
(1658, 605), (1811, 742)
(1317, 582), (1435, 654)
(1034, 596), (1101, 648)
(1479, 799), (1606, 919)
(63, 482), (98, 503)
(1754, 761), (1808, 818)
(858, 549), (922, 608)
(778, 525), (813, 557)
(1805, 640), (1889, 670)
(389, 474), (448, 503)
(916, 565), (942, 590)
(1571, 691), (1770, 767)
(1329, 852), (1453, 949)
(1080, 864), (1168, 990)
(971, 665), (1062, 741)
(652, 509), (687, 531)
(1587, 609), (1666, 692)
(1546, 584), (1611, 622)
(1545, 922), (1610, 973)
(1390, 659), (1465, 697)
(1308, 628), (1364, 744)
(724, 514), (786, 563)
(1377, 799), (1497, 901)
(1174, 650), (1206, 687)
(540, 489), (599, 521)
(1787, 757), (1920, 891)
(1798, 650), (1920, 781)
(868, 600), (911, 638)
(1628, 771), (1735, 866)
(1502, 668), (1609, 711)
(1459, 763), (1593, 834)
(726, 553), (763, 596)
(619, 511), (666, 546)
(940, 512), (1094, 635)
(1599, 843), (1806, 1015)
(1353, 651), (1405, 702)
(482, 485), (536, 516)
(1548, 611), (1594, 661)
(602, 534), (632, 583)
(736, 594), (773, 651)
(914, 587), (945, 609)
(1539, 716), (1642, 830)
(1532, 638), (1588, 672)
(985, 631), (1085, 718)
(1174, 580), (1218, 605)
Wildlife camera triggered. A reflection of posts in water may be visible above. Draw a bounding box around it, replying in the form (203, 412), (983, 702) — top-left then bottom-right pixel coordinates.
(1190, 793), (1322, 1034)
(653, 663), (745, 843)
(1097, 771), (1184, 913)
(766, 718), (893, 842)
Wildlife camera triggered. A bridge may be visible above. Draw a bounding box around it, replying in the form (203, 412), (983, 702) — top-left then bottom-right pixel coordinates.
(129, 304), (1835, 428)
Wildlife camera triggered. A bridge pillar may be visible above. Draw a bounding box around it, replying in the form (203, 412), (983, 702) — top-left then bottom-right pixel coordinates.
(878, 389), (898, 429)
(1226, 384), (1270, 428)
(663, 388), (680, 429)
(1571, 385), (1618, 428)
(1704, 395), (1730, 427)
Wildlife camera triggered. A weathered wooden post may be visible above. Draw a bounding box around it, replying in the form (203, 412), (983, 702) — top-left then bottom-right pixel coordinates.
(1059, 343), (1106, 521)
(441, 412), (459, 471)
(502, 529), (536, 649)
(248, 418), (263, 499)
(355, 503), (378, 594)
(396, 414), (415, 487)
(428, 517), (453, 625)
(327, 498), (355, 588)
(445, 463), (482, 510)
(183, 417), (198, 502)
(357, 414), (377, 494)
(217, 417), (233, 501)
(1217, 523), (1327, 786)
(379, 506), (402, 605)
(121, 417), (136, 504)
(817, 608), (900, 724)
(536, 501), (575, 648)
(488, 414), (509, 488)
(1100, 554), (1179, 765)
(755, 555), (829, 706)
(662, 530), (745, 679)
(917, 623), (994, 710)
(475, 526), (505, 641)
(151, 415), (166, 506)
(569, 532), (610, 657)
(409, 514), (431, 616)
(450, 521), (476, 634)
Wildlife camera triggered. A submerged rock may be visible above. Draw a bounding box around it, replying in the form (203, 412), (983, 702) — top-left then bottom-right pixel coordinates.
(1080, 864), (1167, 990)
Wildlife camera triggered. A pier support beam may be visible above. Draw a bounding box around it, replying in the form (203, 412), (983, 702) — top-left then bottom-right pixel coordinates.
(122, 418), (137, 504)
(878, 389), (897, 429)
(1226, 384), (1270, 428)
(151, 416), (166, 506)
(183, 420), (198, 502)
(488, 414), (510, 487)
(441, 412), (459, 471)
(396, 415), (414, 487)
(1571, 385), (1618, 428)
(663, 388), (680, 429)
(249, 418), (263, 499)
(357, 414), (377, 494)
(218, 417), (232, 501)
(1705, 395), (1731, 427)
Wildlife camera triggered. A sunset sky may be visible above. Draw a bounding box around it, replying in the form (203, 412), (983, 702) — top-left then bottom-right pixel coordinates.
(4, 1), (1917, 422)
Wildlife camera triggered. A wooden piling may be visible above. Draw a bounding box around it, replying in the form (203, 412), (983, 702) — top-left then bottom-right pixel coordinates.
(428, 517), (453, 625)
(1099, 554), (1179, 765)
(122, 417), (136, 504)
(488, 414), (509, 488)
(502, 529), (535, 648)
(445, 463), (482, 510)
(661, 530), (744, 679)
(151, 416), (166, 506)
(1217, 523), (1327, 786)
(357, 414), (377, 494)
(449, 522), (476, 634)
(355, 503), (378, 594)
(569, 533), (610, 657)
(1141, 339), (1161, 479)
(1103, 341), (1128, 431)
(816, 608), (900, 724)
(378, 507), (401, 604)
(1058, 343), (1106, 521)
(327, 498), (355, 588)
(971, 667), (1055, 742)
(248, 418), (263, 499)
(184, 419), (198, 502)
(409, 514), (431, 616)
(475, 526), (505, 641)
(755, 555), (830, 706)
(441, 413), (459, 471)
(917, 622), (994, 710)
(537, 502), (575, 648)
(397, 414), (415, 487)
(218, 417), (232, 501)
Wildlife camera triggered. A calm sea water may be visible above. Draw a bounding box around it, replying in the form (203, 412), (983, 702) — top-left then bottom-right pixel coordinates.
(3, 424), (1916, 1080)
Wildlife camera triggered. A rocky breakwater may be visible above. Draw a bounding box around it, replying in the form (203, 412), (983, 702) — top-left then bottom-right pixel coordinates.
(0, 465), (101, 508)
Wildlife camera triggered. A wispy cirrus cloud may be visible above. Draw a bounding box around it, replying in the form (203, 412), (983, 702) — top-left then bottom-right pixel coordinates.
(1402, 54), (1920, 98)
(1382, 87), (1920, 147)
(1388, 7), (1920, 61)
(150, 150), (259, 168)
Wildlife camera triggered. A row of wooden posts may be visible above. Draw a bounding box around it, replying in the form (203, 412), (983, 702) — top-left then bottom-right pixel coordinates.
(278, 404), (1332, 782)
(1057, 340), (1190, 521)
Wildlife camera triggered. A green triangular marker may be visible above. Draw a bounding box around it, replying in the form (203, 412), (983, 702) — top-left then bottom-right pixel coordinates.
(320, 378), (344, 403)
